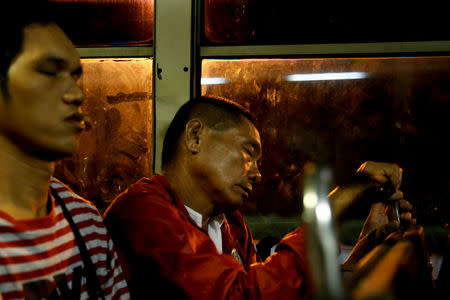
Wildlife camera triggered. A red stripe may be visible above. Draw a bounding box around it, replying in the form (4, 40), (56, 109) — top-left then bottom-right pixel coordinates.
(107, 284), (130, 300)
(0, 231), (108, 264)
(0, 200), (100, 234)
(112, 286), (130, 299)
(1, 289), (25, 299)
(0, 255), (127, 299)
(0, 210), (67, 233)
(102, 269), (128, 296)
(65, 207), (101, 219)
(0, 181), (129, 298)
(0, 236), (76, 265)
(0, 218), (105, 249)
(0, 224), (73, 247)
(75, 219), (106, 233)
(0, 244), (109, 282)
(0, 214), (105, 248)
(52, 187), (94, 206)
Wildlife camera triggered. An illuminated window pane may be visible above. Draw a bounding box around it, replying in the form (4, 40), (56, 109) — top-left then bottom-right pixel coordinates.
(49, 0), (153, 46)
(201, 57), (450, 243)
(204, 1), (450, 44)
(54, 58), (153, 209)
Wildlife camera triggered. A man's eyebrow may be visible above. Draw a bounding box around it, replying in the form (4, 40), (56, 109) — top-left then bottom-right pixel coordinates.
(39, 55), (67, 67)
(247, 140), (261, 156)
(38, 55), (83, 75)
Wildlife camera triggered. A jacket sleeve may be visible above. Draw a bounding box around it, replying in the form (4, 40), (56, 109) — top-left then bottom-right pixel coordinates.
(104, 184), (311, 300)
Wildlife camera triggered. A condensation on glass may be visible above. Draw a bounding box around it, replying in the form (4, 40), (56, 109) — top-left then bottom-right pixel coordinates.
(48, 0), (154, 46)
(54, 58), (153, 210)
(201, 57), (450, 239)
(203, 1), (450, 44)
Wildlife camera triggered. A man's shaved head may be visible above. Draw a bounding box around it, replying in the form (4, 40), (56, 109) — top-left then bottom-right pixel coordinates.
(161, 96), (256, 169)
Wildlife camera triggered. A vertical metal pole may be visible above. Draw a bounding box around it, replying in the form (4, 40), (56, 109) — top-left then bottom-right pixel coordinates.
(153, 0), (194, 174)
(302, 163), (346, 300)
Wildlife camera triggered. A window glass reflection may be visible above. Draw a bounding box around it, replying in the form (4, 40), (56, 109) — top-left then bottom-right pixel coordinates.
(49, 0), (154, 46)
(54, 58), (153, 210)
(201, 57), (450, 254)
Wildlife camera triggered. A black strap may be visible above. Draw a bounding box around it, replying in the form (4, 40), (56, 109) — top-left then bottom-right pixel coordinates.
(51, 188), (105, 300)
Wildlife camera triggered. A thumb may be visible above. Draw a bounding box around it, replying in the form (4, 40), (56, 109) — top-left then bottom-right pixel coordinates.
(376, 220), (400, 240)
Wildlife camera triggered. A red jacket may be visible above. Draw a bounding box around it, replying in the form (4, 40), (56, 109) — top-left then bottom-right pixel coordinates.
(103, 175), (311, 299)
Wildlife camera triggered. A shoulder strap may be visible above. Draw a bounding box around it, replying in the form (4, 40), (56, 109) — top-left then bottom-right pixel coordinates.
(51, 188), (105, 300)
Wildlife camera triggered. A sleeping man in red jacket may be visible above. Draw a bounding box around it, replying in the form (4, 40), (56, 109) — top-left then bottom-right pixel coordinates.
(103, 96), (414, 299)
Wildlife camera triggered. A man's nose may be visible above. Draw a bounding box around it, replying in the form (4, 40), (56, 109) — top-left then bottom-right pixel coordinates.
(63, 82), (84, 105)
(249, 162), (262, 184)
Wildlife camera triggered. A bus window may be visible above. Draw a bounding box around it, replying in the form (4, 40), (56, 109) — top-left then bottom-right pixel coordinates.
(48, 0), (154, 46)
(201, 57), (450, 259)
(203, 1), (450, 45)
(54, 58), (153, 211)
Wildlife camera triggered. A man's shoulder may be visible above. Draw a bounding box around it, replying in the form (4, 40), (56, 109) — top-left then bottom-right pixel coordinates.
(117, 175), (173, 203)
(104, 175), (178, 219)
(50, 177), (105, 232)
(50, 178), (94, 206)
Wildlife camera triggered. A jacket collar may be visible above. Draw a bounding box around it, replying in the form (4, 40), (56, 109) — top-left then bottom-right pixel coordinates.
(150, 174), (208, 232)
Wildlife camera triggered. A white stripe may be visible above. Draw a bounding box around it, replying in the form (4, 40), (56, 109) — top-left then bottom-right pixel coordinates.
(56, 190), (78, 199)
(0, 218), (13, 226)
(0, 223), (63, 242)
(0, 180), (127, 298)
(0, 249), (108, 285)
(0, 230), (74, 257)
(102, 264), (127, 293)
(0, 209), (101, 242)
(70, 210), (103, 225)
(50, 181), (66, 189)
(0, 252), (106, 292)
(0, 227), (107, 261)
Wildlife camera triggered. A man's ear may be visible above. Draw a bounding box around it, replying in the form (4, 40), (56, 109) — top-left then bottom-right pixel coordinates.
(185, 119), (203, 153)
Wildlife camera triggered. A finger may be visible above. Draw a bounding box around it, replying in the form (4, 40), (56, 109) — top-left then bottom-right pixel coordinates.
(358, 161), (402, 188)
(398, 199), (412, 211)
(398, 168), (403, 188)
(386, 164), (402, 190)
(376, 220), (400, 239)
(386, 220), (400, 233)
(371, 174), (389, 185)
(400, 211), (412, 223)
(388, 190), (404, 201)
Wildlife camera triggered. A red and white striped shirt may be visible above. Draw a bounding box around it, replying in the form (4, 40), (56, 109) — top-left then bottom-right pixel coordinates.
(0, 178), (130, 299)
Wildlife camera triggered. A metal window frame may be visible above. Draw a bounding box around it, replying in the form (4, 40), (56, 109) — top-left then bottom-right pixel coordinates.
(200, 41), (450, 58)
(77, 47), (153, 58)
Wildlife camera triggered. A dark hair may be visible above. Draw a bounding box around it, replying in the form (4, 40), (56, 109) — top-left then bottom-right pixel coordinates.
(161, 96), (257, 169)
(0, 1), (59, 96)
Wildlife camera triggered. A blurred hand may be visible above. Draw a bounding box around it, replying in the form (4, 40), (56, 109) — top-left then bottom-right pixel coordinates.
(356, 161), (403, 197)
(339, 162), (417, 270)
(360, 198), (417, 241)
(331, 161), (403, 218)
(357, 161), (417, 241)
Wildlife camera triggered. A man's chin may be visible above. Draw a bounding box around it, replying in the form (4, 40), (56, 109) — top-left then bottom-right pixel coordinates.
(215, 199), (243, 215)
(32, 148), (72, 162)
(24, 143), (74, 162)
(230, 197), (245, 210)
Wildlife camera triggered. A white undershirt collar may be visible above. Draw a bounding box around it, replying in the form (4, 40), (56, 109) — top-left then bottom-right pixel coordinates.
(185, 205), (225, 254)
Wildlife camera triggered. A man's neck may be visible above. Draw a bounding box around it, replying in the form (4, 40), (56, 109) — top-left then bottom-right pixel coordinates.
(164, 164), (214, 229)
(0, 137), (53, 219)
